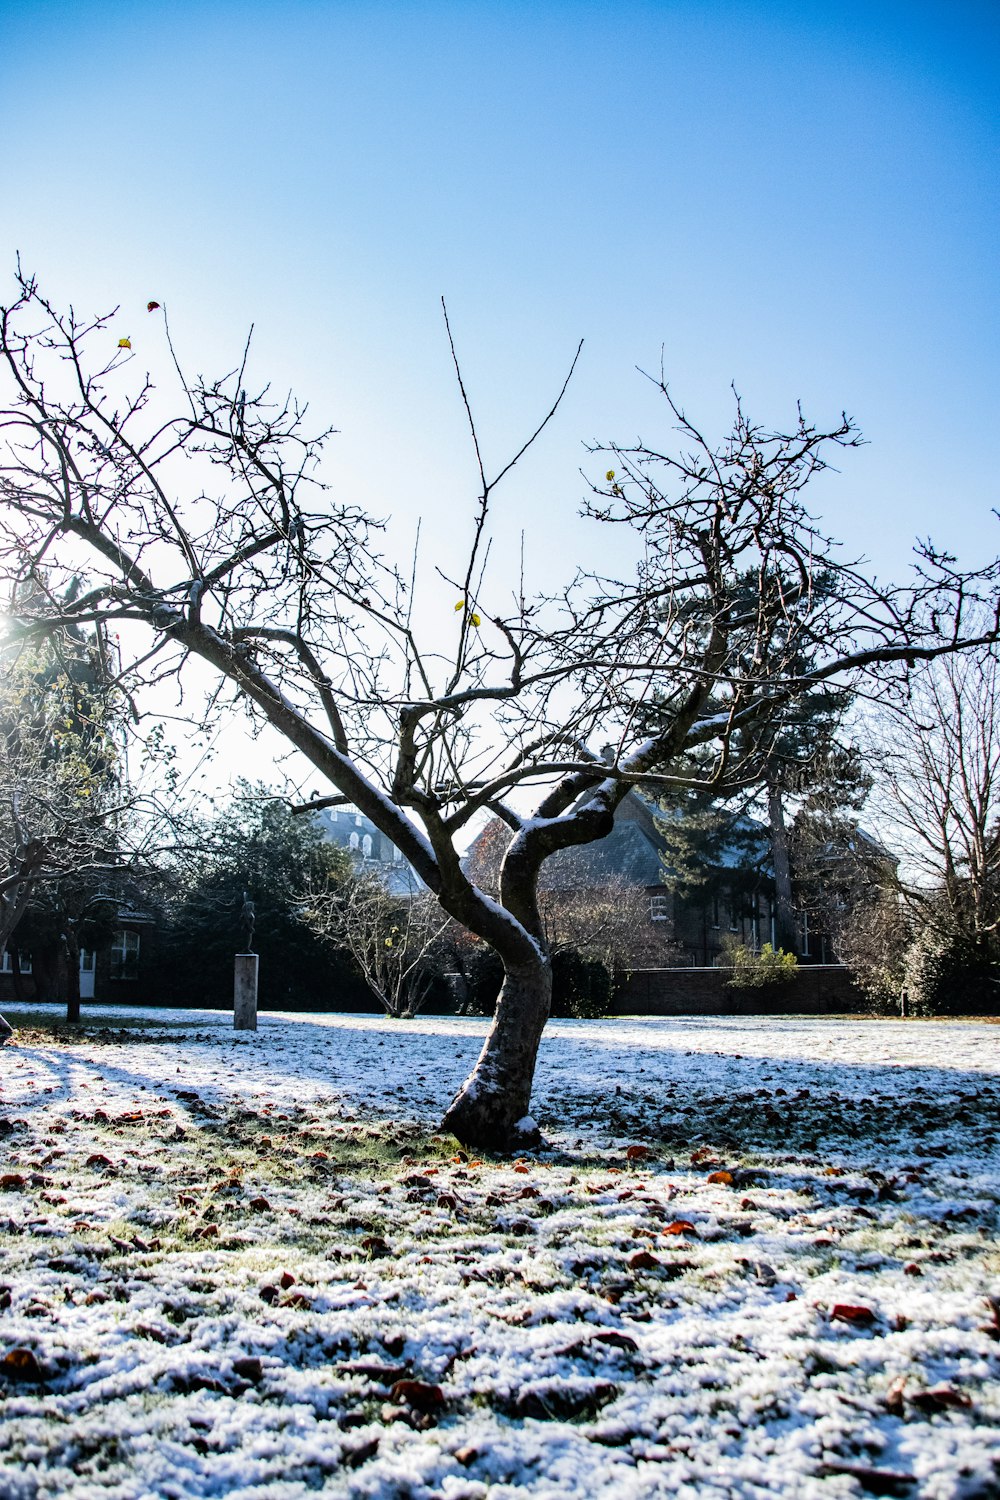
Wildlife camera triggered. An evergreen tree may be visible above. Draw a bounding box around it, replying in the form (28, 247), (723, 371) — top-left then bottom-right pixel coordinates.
(161, 790), (367, 1011)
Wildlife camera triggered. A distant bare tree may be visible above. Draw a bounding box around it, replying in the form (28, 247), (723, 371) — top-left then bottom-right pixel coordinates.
(538, 880), (657, 973)
(870, 638), (1000, 949)
(303, 873), (450, 1018)
(1, 272), (998, 1142)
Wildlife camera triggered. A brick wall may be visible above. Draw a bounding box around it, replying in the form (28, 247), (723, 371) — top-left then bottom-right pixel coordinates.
(614, 965), (865, 1016)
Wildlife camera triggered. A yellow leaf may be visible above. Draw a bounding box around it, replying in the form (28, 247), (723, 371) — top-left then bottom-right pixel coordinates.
(606, 469), (615, 481)
(470, 613), (481, 627)
(118, 337), (132, 349)
(454, 600), (465, 611)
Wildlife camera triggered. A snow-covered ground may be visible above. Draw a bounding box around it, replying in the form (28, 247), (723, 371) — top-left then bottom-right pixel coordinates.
(1, 1006), (999, 1499)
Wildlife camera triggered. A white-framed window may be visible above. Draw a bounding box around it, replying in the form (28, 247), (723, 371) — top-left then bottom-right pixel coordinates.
(109, 929), (140, 981)
(349, 831), (360, 851)
(361, 834), (373, 858)
(650, 893), (670, 922)
(392, 845), (403, 862)
(1, 949), (32, 974)
(355, 813), (363, 827)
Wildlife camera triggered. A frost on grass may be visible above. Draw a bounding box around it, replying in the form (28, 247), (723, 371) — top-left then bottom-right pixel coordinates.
(0, 1007), (999, 1499)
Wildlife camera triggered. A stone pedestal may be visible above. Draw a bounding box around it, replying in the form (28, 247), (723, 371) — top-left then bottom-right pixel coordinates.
(234, 953), (259, 1031)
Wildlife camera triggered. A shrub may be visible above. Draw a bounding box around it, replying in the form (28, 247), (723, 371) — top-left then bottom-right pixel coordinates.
(551, 949), (615, 1019)
(903, 931), (1000, 1016)
(724, 941), (798, 989)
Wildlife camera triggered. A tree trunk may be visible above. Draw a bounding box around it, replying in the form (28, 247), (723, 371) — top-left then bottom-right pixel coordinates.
(64, 931), (81, 1025)
(766, 777), (798, 955)
(442, 952), (552, 1150)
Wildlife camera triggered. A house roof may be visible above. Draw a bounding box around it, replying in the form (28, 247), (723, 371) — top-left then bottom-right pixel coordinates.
(542, 818), (665, 889)
(461, 787), (772, 893)
(543, 788), (770, 887)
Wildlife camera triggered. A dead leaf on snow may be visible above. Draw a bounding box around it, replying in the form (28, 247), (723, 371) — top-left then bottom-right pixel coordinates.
(908, 1384), (972, 1414)
(1, 1347), (46, 1382)
(592, 1330), (639, 1351)
(390, 1378), (445, 1411)
(830, 1304), (876, 1327)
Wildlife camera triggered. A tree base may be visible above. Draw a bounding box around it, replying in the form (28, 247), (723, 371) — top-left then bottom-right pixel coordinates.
(441, 1088), (542, 1153)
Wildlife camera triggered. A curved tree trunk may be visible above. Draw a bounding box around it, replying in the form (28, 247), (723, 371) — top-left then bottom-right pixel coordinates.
(442, 951), (552, 1150)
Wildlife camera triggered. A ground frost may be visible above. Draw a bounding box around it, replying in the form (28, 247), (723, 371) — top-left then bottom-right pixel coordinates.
(1, 1007), (998, 1498)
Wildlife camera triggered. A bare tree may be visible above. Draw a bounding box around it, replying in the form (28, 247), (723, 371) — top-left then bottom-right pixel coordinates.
(1, 272), (998, 1144)
(538, 881), (656, 973)
(866, 637), (1000, 956)
(303, 873), (451, 1018)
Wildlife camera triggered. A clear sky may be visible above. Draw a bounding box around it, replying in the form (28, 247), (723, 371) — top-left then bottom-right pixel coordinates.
(1, 0), (998, 791)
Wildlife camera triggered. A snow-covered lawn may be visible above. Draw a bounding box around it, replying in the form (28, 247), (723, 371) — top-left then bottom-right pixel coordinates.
(1, 1007), (999, 1500)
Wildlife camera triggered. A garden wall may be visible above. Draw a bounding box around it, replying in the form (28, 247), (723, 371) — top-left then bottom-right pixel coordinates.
(614, 964), (865, 1016)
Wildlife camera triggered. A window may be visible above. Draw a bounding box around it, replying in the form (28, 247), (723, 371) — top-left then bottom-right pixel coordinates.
(650, 893), (670, 922)
(349, 832), (360, 851)
(361, 834), (373, 858)
(109, 929), (140, 981)
(0, 949), (31, 974)
(355, 813), (363, 827)
(392, 845), (403, 862)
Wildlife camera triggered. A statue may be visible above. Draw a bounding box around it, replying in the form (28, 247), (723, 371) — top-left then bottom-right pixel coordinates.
(239, 891), (256, 953)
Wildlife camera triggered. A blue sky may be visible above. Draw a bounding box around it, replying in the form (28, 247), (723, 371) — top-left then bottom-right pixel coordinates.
(1, 0), (997, 692)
